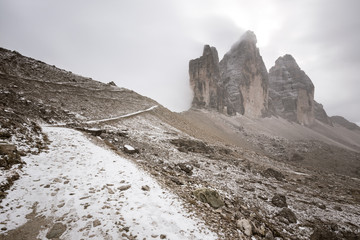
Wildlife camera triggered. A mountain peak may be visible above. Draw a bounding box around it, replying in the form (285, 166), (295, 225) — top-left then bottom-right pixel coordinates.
(274, 54), (299, 70)
(241, 30), (257, 43)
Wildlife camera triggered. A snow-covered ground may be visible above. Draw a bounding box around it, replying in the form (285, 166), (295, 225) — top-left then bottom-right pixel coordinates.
(0, 127), (216, 240)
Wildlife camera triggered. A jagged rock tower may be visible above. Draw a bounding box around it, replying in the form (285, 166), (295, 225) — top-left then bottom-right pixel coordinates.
(189, 45), (223, 110)
(268, 54), (315, 125)
(219, 31), (269, 117)
(189, 31), (269, 117)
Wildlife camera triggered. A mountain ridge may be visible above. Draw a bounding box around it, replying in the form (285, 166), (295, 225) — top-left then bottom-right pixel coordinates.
(189, 31), (358, 130)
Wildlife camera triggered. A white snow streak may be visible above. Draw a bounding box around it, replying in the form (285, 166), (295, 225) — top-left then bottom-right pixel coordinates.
(85, 105), (158, 124)
(0, 127), (216, 240)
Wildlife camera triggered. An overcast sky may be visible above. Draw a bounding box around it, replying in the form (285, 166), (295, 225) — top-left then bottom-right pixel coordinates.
(1, 0), (359, 124)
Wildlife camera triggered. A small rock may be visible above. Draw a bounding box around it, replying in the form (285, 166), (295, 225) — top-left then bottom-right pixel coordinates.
(93, 219), (101, 227)
(316, 203), (326, 210)
(44, 184), (51, 188)
(141, 185), (150, 191)
(1, 227), (7, 231)
(237, 218), (252, 236)
(177, 162), (193, 175)
(124, 145), (138, 154)
(107, 187), (114, 194)
(118, 184), (131, 191)
(53, 178), (62, 183)
(253, 223), (266, 236)
(262, 168), (285, 181)
(160, 234), (167, 239)
(277, 208), (297, 223)
(272, 194), (287, 208)
(265, 231), (274, 240)
(57, 202), (65, 208)
(170, 177), (184, 185)
(333, 206), (342, 211)
(258, 195), (268, 201)
(46, 223), (67, 239)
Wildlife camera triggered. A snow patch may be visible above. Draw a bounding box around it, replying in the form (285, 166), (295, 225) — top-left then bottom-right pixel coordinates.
(0, 127), (215, 240)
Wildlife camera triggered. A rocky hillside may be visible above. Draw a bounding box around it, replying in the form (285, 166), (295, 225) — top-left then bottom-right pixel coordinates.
(0, 47), (158, 122)
(1, 46), (360, 239)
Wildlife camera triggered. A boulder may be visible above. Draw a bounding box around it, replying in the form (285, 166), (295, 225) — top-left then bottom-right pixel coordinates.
(193, 188), (224, 209)
(272, 194), (287, 208)
(277, 208), (297, 224)
(262, 168), (285, 181)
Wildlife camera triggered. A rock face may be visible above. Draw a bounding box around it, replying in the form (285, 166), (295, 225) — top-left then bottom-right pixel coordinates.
(219, 31), (269, 117)
(189, 31), (269, 117)
(189, 45), (223, 110)
(189, 31), (335, 126)
(269, 54), (315, 125)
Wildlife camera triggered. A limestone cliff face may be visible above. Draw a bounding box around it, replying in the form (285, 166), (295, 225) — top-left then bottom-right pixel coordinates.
(269, 55), (315, 125)
(189, 31), (268, 117)
(219, 31), (269, 117)
(188, 32), (335, 126)
(189, 45), (223, 110)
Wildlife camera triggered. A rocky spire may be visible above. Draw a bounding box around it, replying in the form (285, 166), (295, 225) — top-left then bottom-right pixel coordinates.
(189, 45), (223, 110)
(219, 30), (269, 117)
(189, 31), (269, 117)
(269, 54), (315, 125)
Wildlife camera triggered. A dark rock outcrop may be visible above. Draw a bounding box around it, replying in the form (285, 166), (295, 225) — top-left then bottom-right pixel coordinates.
(269, 54), (315, 125)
